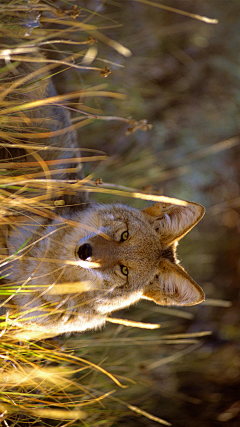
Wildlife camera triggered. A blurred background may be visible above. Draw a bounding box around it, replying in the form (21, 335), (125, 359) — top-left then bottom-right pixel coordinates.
(2, 0), (240, 426)
(53, 2), (240, 426)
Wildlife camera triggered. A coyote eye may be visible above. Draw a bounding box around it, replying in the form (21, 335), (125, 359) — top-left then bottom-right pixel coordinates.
(120, 231), (129, 241)
(120, 265), (128, 276)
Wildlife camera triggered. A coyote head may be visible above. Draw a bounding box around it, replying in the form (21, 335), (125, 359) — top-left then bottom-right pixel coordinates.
(2, 199), (205, 336)
(73, 200), (205, 314)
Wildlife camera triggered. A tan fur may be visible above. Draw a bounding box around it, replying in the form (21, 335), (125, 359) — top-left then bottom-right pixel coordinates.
(0, 38), (205, 339)
(1, 201), (205, 338)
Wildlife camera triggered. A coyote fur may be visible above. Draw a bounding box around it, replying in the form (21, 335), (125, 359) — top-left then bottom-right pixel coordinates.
(0, 37), (205, 338)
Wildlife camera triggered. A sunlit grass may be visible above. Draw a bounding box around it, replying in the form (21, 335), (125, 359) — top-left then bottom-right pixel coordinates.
(0, 1), (232, 427)
(0, 316), (211, 426)
(0, 338), (119, 424)
(134, 0), (218, 24)
(0, 2), (171, 425)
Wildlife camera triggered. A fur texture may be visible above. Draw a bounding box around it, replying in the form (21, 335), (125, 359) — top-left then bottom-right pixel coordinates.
(0, 37), (205, 339)
(1, 201), (205, 338)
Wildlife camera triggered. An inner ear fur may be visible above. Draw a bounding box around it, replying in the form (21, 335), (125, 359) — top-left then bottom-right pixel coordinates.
(142, 259), (205, 306)
(142, 200), (205, 246)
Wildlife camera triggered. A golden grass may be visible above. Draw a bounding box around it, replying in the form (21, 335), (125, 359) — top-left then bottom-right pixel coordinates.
(0, 1), (224, 426)
(0, 3), (171, 425)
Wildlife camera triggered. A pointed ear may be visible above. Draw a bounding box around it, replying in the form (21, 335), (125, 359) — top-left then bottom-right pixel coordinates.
(142, 200), (205, 246)
(142, 259), (205, 306)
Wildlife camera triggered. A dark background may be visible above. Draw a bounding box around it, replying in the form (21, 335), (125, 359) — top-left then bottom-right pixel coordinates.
(48, 1), (240, 426)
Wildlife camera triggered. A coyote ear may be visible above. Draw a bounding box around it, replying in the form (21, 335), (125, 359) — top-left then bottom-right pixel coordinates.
(142, 201), (205, 245)
(142, 259), (205, 306)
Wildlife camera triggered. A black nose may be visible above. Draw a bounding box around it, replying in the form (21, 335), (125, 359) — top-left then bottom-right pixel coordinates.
(77, 243), (92, 260)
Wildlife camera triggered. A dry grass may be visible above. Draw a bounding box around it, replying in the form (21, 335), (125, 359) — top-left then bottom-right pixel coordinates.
(0, 2), (178, 426)
(1, 1), (238, 427)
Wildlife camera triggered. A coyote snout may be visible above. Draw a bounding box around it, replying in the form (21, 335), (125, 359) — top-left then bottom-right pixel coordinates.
(0, 35), (206, 339)
(77, 230), (161, 272)
(1, 199), (205, 337)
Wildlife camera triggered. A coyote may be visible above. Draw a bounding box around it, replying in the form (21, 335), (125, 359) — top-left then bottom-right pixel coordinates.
(0, 37), (205, 338)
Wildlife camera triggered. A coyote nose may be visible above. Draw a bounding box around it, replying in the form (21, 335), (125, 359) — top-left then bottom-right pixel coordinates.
(77, 243), (92, 260)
